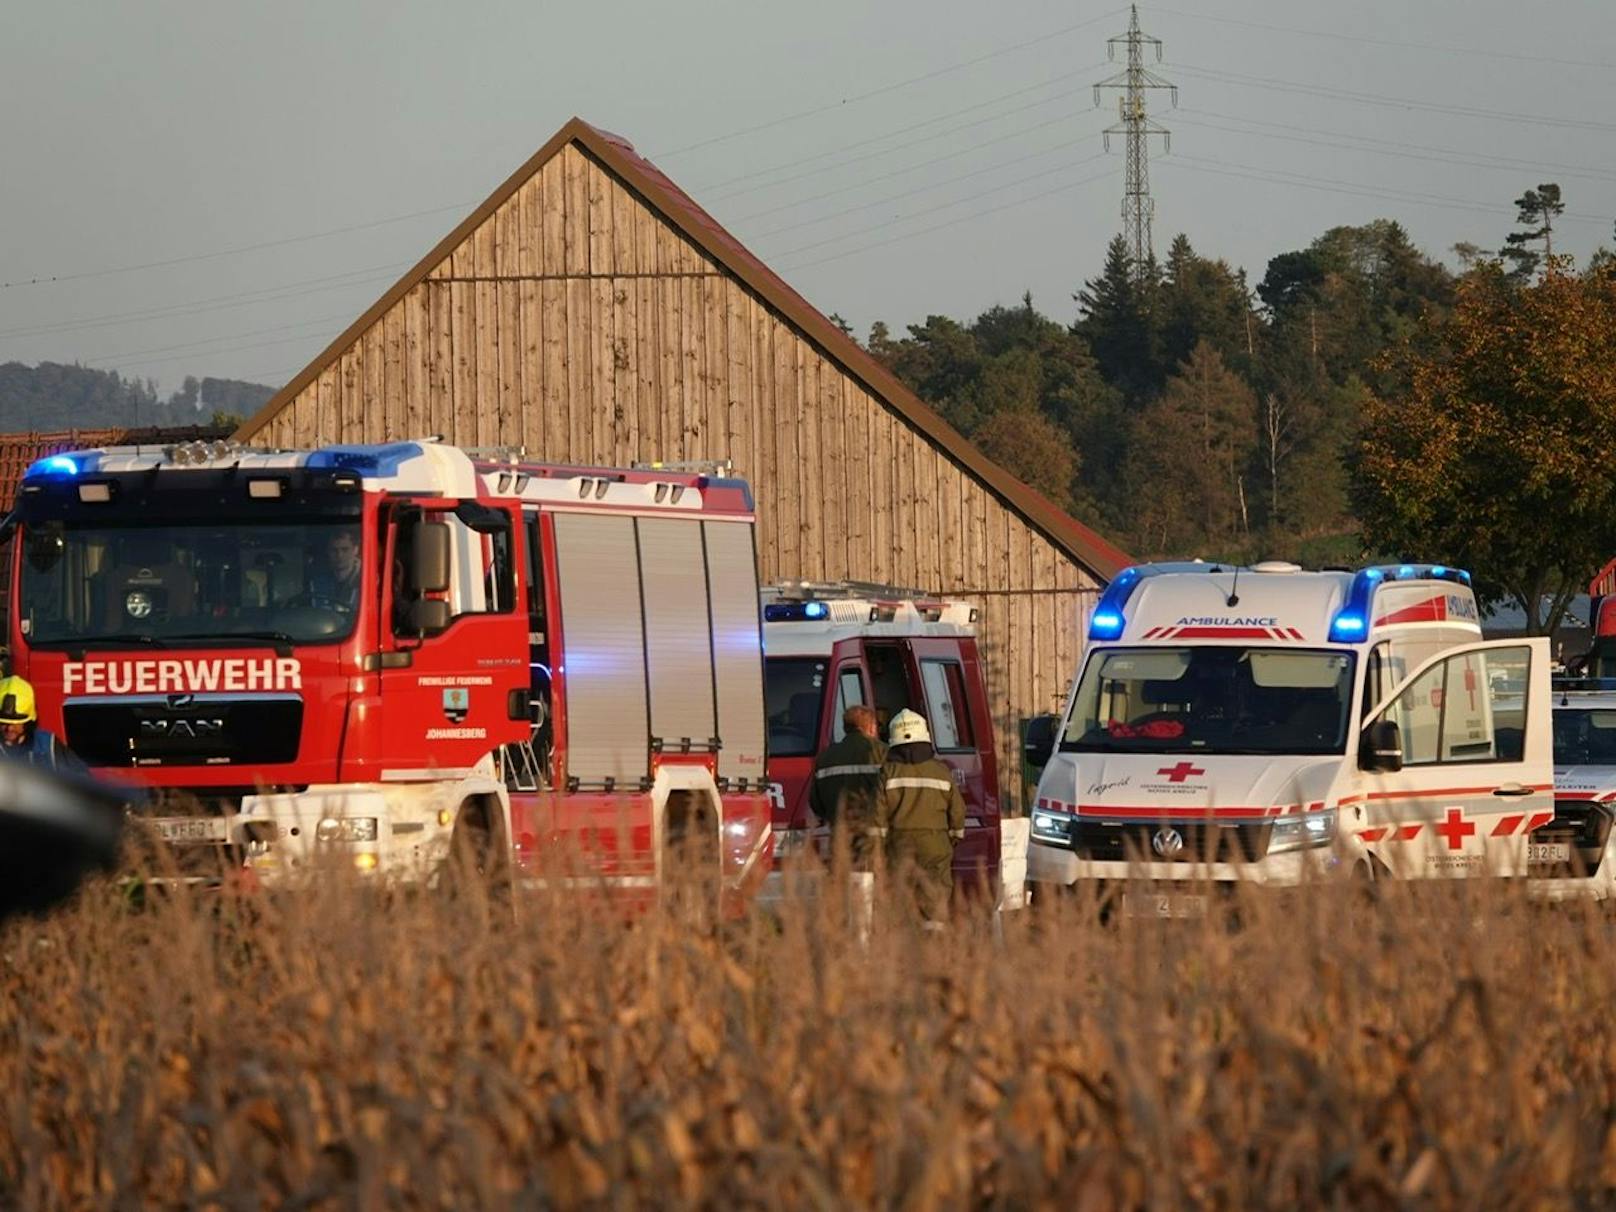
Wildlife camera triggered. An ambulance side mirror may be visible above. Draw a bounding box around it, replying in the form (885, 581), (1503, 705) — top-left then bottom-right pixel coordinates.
(1360, 718), (1403, 773)
(409, 522), (452, 595)
(1024, 714), (1058, 771)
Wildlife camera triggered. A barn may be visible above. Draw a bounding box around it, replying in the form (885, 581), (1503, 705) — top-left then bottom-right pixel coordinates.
(235, 117), (1129, 809)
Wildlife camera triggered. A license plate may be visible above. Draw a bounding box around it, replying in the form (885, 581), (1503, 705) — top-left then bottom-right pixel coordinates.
(1122, 891), (1208, 919)
(1528, 841), (1571, 864)
(152, 817), (228, 845)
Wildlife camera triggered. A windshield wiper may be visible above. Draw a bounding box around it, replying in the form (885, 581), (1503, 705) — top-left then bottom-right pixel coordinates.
(163, 630), (297, 654)
(67, 633), (160, 647)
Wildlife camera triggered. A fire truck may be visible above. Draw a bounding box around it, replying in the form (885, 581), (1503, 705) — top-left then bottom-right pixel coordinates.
(5, 439), (772, 909)
(760, 581), (1000, 898)
(1025, 561), (1556, 915)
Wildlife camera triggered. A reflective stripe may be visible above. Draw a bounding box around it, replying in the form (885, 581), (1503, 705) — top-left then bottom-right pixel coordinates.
(815, 764), (883, 779)
(885, 777), (955, 792)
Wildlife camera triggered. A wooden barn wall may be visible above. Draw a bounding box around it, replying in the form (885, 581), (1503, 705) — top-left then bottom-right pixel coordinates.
(259, 144), (1101, 808)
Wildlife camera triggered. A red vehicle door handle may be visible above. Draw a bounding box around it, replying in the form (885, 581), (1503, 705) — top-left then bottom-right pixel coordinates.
(1492, 783), (1533, 798)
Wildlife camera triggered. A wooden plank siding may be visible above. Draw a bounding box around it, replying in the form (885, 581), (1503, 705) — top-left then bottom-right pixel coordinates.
(248, 140), (1103, 810)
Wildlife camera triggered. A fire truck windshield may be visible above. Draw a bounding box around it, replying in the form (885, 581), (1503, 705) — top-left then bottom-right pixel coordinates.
(1062, 646), (1356, 756)
(17, 519), (366, 645)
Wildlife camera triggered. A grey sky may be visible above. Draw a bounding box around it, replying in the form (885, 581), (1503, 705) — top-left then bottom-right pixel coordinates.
(2, 0), (1613, 395)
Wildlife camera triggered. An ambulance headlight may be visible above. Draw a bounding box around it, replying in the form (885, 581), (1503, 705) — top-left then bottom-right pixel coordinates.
(316, 816), (379, 843)
(1268, 810), (1336, 854)
(1033, 809), (1072, 842)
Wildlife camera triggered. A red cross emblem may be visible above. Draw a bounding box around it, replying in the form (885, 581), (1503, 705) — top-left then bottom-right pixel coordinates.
(1157, 762), (1205, 783)
(1433, 807), (1476, 851)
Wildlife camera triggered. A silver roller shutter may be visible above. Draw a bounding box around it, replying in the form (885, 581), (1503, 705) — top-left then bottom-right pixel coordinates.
(702, 520), (768, 787)
(637, 518), (719, 753)
(552, 512), (649, 788)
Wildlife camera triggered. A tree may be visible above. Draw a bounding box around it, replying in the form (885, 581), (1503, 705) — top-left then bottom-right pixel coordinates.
(971, 407), (1079, 506)
(1353, 264), (1616, 633)
(1159, 233), (1256, 373)
(1501, 183), (1564, 282)
(1074, 235), (1162, 402)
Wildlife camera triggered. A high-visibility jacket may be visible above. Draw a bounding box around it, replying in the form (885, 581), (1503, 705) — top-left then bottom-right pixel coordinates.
(879, 756), (966, 836)
(809, 732), (886, 826)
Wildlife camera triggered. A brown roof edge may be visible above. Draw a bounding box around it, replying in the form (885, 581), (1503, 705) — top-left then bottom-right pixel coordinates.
(235, 117), (1131, 581)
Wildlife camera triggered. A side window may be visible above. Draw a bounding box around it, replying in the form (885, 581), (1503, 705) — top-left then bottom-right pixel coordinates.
(830, 667), (866, 742)
(1361, 644), (1387, 720)
(1381, 646), (1530, 766)
(921, 659), (973, 752)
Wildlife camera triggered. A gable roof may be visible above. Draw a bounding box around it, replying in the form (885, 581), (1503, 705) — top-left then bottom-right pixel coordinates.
(236, 117), (1129, 581)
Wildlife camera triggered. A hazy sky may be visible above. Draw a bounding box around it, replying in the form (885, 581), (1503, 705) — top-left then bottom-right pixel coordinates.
(2, 0), (1613, 395)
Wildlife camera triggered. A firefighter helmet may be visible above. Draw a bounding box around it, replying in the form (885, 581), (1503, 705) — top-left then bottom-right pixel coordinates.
(888, 708), (931, 746)
(0, 676), (37, 724)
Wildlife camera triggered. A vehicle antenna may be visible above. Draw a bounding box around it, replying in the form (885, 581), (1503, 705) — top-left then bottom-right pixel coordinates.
(1226, 563), (1241, 608)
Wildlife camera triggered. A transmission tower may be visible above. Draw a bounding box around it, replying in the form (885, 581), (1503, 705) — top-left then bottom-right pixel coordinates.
(1094, 5), (1177, 275)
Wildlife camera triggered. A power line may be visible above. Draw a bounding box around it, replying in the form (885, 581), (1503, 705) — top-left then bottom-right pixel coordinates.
(0, 261), (412, 343)
(743, 120), (1105, 239)
(777, 165), (1120, 273)
(0, 204), (469, 292)
(1174, 108), (1616, 186)
(762, 152), (1111, 261)
(1154, 6), (1616, 72)
(78, 311), (360, 369)
(1173, 62), (1616, 135)
(651, 6), (1128, 159)
(1162, 153), (1612, 225)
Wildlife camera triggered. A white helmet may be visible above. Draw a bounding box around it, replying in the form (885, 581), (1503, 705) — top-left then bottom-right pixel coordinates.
(888, 708), (931, 745)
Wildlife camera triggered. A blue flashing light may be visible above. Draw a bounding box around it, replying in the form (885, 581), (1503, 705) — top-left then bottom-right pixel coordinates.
(1398, 565), (1415, 579)
(25, 453), (82, 479)
(1088, 565), (1145, 641)
(804, 601), (828, 619)
(1431, 565), (1447, 577)
(306, 441), (423, 478)
(763, 601), (832, 623)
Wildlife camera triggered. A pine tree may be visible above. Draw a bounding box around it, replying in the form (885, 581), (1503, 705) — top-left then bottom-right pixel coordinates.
(1501, 183), (1564, 282)
(1074, 235), (1162, 402)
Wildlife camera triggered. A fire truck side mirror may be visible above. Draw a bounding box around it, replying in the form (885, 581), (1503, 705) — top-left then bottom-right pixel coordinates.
(1359, 718), (1403, 774)
(407, 598), (452, 638)
(1023, 714), (1058, 771)
(409, 522), (452, 595)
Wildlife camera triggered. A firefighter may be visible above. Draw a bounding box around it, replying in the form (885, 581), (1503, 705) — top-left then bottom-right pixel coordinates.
(879, 708), (965, 928)
(0, 676), (78, 771)
(809, 704), (886, 869)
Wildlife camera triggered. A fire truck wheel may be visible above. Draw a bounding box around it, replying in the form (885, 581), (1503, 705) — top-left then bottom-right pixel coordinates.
(445, 796), (513, 906)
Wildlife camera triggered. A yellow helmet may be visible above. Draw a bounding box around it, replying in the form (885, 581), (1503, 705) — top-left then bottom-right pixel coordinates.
(0, 676), (37, 725)
(888, 708), (931, 746)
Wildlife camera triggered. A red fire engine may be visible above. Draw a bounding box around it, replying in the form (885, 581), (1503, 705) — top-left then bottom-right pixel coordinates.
(760, 581), (1001, 898)
(6, 439), (772, 910)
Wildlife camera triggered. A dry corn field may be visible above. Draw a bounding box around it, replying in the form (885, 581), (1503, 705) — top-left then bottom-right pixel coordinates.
(2, 869), (1614, 1210)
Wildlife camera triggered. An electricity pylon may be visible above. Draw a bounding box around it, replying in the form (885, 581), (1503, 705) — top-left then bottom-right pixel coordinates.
(1094, 5), (1177, 276)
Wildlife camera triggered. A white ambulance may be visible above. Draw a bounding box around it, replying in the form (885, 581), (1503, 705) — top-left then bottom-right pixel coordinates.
(1025, 561), (1554, 914)
(1530, 685), (1616, 900)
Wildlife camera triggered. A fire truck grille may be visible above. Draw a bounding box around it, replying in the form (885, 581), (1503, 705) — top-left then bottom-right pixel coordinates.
(1529, 800), (1612, 878)
(65, 698), (303, 767)
(1066, 820), (1272, 863)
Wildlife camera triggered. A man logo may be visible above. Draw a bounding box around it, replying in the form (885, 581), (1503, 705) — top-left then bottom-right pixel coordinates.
(1151, 827), (1185, 857)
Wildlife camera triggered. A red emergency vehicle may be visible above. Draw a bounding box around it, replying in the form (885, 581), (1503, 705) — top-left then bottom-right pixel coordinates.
(760, 582), (1000, 898)
(6, 439), (771, 910)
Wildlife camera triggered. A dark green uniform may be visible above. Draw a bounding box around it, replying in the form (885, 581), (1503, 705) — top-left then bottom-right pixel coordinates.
(879, 755), (965, 923)
(809, 732), (887, 868)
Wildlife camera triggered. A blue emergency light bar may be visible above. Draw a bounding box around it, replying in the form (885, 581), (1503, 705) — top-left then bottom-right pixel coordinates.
(305, 441), (423, 478)
(23, 453), (91, 480)
(1327, 563), (1473, 643)
(1087, 566), (1144, 641)
(763, 601), (830, 623)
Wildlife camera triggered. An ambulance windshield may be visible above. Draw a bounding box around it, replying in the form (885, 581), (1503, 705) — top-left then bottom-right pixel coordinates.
(18, 519), (366, 645)
(1063, 646), (1356, 755)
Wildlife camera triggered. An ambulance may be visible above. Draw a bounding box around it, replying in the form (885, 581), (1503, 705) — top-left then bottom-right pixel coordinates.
(1529, 683), (1616, 900)
(759, 582), (999, 900)
(1025, 561), (1555, 914)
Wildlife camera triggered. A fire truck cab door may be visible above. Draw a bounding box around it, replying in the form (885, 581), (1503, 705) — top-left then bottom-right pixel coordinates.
(1357, 637), (1552, 878)
(904, 636), (1000, 891)
(371, 498), (530, 778)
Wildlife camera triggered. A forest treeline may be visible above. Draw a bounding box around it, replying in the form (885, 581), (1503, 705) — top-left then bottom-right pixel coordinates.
(865, 185), (1615, 584)
(0, 363), (270, 433)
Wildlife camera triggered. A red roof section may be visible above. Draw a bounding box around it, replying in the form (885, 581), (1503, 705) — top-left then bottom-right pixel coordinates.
(238, 117), (1130, 581)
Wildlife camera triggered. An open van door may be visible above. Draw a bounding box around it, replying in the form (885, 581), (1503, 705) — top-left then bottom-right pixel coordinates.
(1354, 638), (1552, 878)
